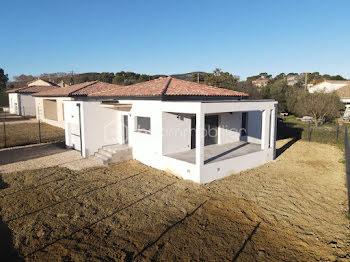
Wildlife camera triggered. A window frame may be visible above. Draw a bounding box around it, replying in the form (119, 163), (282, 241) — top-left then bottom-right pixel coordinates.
(135, 116), (151, 134)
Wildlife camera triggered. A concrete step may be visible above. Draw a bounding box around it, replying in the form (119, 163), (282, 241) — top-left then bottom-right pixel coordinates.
(98, 148), (113, 158)
(103, 144), (130, 154)
(93, 152), (110, 165)
(91, 155), (108, 165)
(93, 144), (133, 165)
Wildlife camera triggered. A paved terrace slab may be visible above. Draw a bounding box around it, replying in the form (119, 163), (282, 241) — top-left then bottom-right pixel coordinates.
(166, 141), (261, 164)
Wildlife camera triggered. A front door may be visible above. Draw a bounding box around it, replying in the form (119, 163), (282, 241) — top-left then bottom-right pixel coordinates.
(123, 115), (129, 144)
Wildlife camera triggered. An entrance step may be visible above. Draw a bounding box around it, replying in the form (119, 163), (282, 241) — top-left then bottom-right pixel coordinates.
(91, 144), (132, 165)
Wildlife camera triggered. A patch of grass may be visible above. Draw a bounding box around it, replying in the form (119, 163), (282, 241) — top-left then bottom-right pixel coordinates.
(346, 213), (350, 220)
(278, 116), (349, 150)
(0, 122), (65, 148)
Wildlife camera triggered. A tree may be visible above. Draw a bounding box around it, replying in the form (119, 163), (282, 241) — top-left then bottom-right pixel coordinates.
(295, 92), (343, 126)
(0, 68), (8, 89)
(203, 68), (239, 90)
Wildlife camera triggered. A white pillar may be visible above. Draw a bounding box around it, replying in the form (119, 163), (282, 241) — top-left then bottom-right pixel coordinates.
(270, 105), (277, 158)
(196, 109), (205, 182)
(261, 109), (271, 150)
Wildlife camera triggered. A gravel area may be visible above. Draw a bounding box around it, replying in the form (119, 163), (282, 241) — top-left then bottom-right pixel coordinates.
(0, 148), (103, 173)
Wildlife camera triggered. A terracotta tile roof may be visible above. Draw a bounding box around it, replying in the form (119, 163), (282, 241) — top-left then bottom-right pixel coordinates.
(33, 81), (96, 97)
(16, 85), (58, 94)
(336, 84), (350, 98)
(72, 82), (119, 96)
(6, 87), (27, 93)
(89, 77), (248, 98)
(252, 78), (269, 83)
(32, 81), (124, 97)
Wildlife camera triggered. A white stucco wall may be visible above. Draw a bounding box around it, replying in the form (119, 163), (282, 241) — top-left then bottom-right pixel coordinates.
(28, 79), (53, 87)
(219, 112), (241, 144)
(162, 112), (192, 155)
(19, 94), (36, 116)
(35, 97), (72, 128)
(64, 101), (119, 157)
(65, 99), (277, 184)
(247, 111), (262, 144)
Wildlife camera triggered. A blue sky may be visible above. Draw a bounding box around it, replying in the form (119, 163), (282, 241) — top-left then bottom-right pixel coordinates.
(1, 0), (349, 80)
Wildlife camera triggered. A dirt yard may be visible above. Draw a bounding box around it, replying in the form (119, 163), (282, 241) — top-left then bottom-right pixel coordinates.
(0, 139), (349, 261)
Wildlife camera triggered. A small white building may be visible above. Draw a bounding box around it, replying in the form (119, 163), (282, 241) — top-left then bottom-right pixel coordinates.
(58, 77), (278, 184)
(7, 79), (57, 116)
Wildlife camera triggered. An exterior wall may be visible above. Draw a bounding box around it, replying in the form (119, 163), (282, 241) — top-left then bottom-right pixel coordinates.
(219, 112), (241, 144)
(200, 148), (274, 184)
(18, 94), (36, 116)
(35, 97), (72, 128)
(28, 79), (52, 87)
(64, 101), (119, 157)
(162, 112), (192, 155)
(247, 111), (262, 144)
(9, 93), (20, 114)
(65, 99), (277, 184)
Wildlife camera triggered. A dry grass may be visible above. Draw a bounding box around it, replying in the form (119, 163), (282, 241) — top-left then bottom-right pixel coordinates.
(0, 140), (349, 261)
(0, 123), (65, 148)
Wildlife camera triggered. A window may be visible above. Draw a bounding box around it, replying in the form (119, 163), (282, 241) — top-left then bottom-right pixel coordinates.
(135, 116), (151, 134)
(241, 112), (248, 136)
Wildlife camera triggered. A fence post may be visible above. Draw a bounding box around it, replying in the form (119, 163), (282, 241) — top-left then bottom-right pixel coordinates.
(336, 123), (339, 143)
(38, 119), (42, 143)
(308, 121), (311, 141)
(3, 111), (6, 148)
(344, 125), (350, 214)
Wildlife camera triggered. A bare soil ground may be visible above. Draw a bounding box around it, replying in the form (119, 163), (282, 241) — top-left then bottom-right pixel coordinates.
(0, 139), (349, 261)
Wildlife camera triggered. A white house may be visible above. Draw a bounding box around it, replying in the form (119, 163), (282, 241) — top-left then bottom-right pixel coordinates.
(308, 80), (350, 93)
(7, 79), (57, 116)
(56, 77), (278, 184)
(33, 81), (117, 128)
(252, 78), (269, 87)
(308, 79), (350, 117)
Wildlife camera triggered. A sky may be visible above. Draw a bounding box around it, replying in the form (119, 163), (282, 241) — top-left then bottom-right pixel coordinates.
(1, 0), (350, 80)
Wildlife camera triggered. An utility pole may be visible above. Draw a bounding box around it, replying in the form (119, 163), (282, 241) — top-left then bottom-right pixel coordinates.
(305, 72), (308, 90)
(197, 73), (200, 83)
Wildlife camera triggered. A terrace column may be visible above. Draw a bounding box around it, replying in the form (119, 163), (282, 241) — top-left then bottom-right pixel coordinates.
(261, 109), (271, 150)
(270, 105), (277, 158)
(196, 109), (205, 182)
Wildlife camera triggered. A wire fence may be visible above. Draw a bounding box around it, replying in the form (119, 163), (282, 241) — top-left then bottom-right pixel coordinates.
(344, 125), (350, 214)
(0, 110), (65, 149)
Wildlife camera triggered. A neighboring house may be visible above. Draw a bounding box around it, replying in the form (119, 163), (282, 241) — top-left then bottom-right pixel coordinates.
(7, 79), (58, 116)
(286, 76), (298, 86)
(308, 80), (350, 93)
(33, 81), (117, 128)
(252, 78), (269, 87)
(336, 84), (350, 118)
(56, 77), (277, 184)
